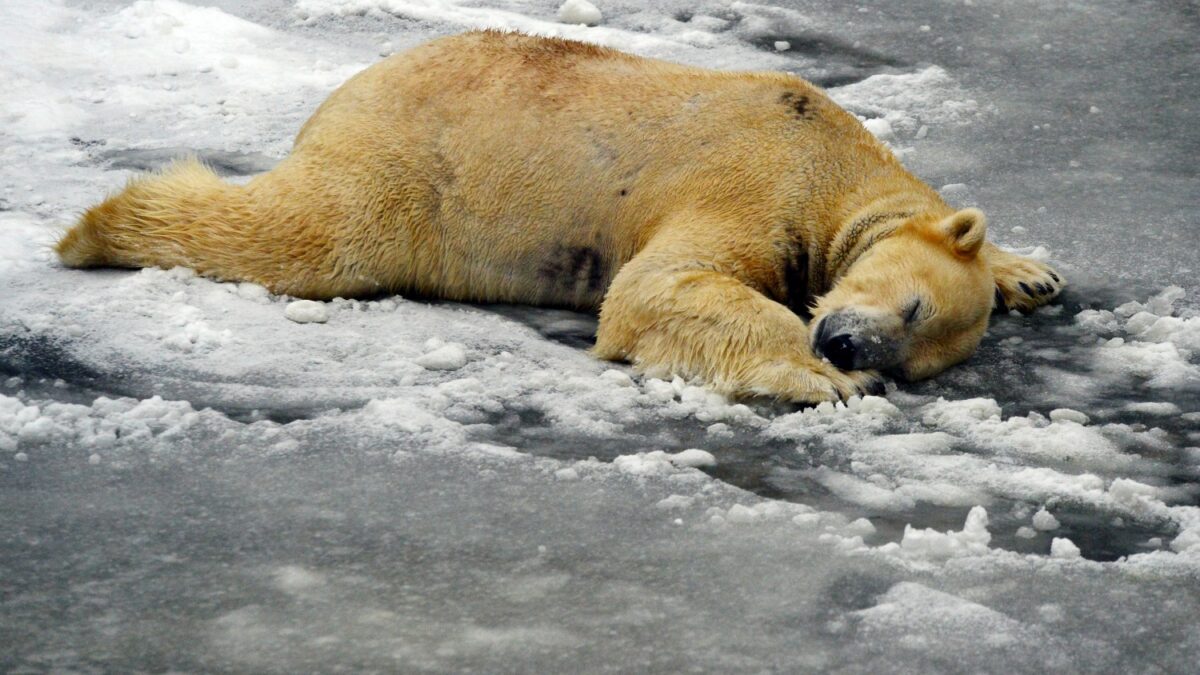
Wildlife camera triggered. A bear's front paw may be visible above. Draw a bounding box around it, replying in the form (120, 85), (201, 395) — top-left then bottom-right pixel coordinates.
(992, 257), (1065, 314)
(781, 362), (885, 405)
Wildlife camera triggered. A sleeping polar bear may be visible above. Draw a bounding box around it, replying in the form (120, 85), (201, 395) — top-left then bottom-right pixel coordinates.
(56, 30), (1063, 403)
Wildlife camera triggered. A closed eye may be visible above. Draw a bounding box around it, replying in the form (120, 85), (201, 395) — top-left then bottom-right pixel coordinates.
(903, 297), (925, 325)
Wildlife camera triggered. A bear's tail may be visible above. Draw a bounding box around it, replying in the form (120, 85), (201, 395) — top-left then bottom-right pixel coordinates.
(56, 158), (359, 298)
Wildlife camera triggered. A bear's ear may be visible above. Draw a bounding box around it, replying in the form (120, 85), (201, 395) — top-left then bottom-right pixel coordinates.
(938, 208), (987, 259)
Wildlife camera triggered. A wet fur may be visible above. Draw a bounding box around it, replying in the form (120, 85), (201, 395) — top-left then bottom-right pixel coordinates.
(56, 30), (1063, 403)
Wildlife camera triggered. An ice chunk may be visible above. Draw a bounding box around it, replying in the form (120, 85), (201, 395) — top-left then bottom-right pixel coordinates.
(846, 518), (877, 537)
(598, 369), (634, 387)
(236, 282), (270, 302)
(613, 452), (673, 476)
(655, 494), (694, 510)
(284, 299), (330, 323)
(808, 466), (916, 511)
(1032, 508), (1060, 531)
(721, 501), (787, 525)
(415, 344), (467, 371)
(1107, 478), (1161, 509)
(940, 183), (969, 201)
(669, 449), (716, 468)
(898, 506), (991, 561)
(726, 504), (759, 524)
(1049, 537), (1081, 559)
(557, 0), (602, 26)
(1171, 527), (1200, 553)
(1048, 408), (1089, 425)
(851, 581), (1068, 668)
(1123, 401), (1181, 415)
(862, 117), (894, 140)
(614, 449), (716, 475)
(921, 397), (1002, 429)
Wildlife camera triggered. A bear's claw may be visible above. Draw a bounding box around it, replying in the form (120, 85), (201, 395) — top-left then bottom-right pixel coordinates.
(787, 362), (884, 405)
(989, 249), (1065, 314)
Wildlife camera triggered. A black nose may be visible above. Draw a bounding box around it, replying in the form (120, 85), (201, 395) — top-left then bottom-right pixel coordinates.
(819, 334), (858, 370)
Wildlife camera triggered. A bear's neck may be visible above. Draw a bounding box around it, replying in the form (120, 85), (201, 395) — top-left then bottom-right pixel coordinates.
(817, 186), (951, 288)
(824, 209), (911, 280)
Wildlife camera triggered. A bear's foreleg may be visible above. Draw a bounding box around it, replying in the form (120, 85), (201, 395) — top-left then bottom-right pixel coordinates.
(594, 225), (882, 403)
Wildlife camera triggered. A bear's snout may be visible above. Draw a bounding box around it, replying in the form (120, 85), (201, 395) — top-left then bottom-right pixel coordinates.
(819, 333), (859, 370)
(813, 309), (903, 371)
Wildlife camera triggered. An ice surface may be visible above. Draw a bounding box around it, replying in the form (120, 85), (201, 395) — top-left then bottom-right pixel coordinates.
(2, 0), (1199, 672)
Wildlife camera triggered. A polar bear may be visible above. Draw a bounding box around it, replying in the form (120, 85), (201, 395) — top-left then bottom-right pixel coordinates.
(56, 30), (1063, 403)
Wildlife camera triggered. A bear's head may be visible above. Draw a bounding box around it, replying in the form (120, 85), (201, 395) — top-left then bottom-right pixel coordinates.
(809, 208), (994, 380)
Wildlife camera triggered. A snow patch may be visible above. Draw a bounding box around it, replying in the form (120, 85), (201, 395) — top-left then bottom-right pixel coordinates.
(831, 66), (992, 136)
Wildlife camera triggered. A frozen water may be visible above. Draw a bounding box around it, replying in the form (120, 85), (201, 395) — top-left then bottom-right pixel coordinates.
(2, 0), (1199, 672)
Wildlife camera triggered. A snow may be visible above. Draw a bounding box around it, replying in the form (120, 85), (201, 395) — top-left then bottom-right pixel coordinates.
(1, 0), (1198, 671)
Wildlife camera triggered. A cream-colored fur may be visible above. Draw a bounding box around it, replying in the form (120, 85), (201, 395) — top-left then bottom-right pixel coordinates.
(57, 30), (1063, 402)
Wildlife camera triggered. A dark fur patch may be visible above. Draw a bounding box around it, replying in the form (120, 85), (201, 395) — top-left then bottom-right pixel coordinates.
(780, 92), (814, 120)
(539, 245), (608, 293)
(784, 248), (812, 316)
